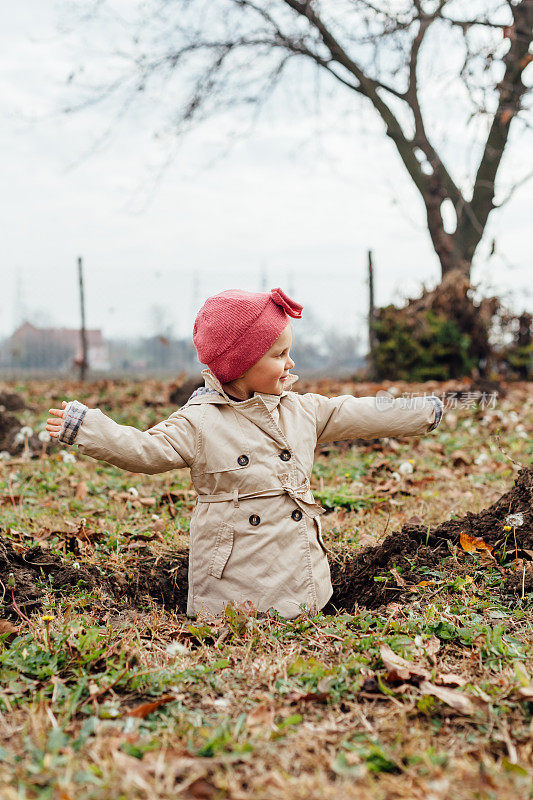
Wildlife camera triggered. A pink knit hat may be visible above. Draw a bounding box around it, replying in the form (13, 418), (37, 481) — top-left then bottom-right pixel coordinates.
(193, 287), (303, 384)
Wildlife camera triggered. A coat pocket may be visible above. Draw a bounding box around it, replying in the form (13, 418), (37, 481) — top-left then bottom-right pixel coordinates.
(314, 516), (331, 555)
(208, 522), (234, 579)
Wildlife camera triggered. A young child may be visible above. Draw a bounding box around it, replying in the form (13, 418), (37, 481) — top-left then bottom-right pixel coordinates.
(46, 287), (443, 619)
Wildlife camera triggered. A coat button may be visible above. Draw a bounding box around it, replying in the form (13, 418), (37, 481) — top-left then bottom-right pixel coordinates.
(279, 449), (292, 461)
(291, 509), (302, 521)
(249, 514), (260, 526)
(237, 454), (249, 466)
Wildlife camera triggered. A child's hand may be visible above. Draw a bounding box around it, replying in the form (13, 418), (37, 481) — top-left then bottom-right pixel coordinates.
(46, 401), (68, 439)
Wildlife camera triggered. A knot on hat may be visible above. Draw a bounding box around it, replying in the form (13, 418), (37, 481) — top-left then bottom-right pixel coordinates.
(270, 288), (303, 319)
(193, 286), (303, 384)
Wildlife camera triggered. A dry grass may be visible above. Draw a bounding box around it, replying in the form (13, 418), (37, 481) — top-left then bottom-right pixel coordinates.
(0, 376), (531, 799)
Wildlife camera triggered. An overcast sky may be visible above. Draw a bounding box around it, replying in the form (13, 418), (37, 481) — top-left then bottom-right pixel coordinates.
(1, 1), (531, 347)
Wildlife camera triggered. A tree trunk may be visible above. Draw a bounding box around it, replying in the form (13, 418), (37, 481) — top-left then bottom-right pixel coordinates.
(423, 183), (472, 279)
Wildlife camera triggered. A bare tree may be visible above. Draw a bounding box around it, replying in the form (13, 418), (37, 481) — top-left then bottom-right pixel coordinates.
(64, 0), (533, 279)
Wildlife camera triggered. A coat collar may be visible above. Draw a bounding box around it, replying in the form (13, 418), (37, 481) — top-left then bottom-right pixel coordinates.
(186, 368), (299, 407)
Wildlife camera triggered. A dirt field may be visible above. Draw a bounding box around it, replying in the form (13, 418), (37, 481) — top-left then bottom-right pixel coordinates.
(0, 376), (532, 799)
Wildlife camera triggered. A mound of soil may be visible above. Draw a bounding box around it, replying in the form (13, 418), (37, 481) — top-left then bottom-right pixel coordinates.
(0, 392), (31, 454)
(0, 391), (26, 412)
(0, 538), (101, 617)
(0, 406), (57, 457)
(1, 468), (532, 619)
(0, 411), (22, 452)
(329, 466), (533, 611)
(431, 466), (532, 549)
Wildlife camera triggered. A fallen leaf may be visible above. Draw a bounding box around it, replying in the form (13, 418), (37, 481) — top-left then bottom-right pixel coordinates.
(356, 533), (379, 547)
(390, 568), (408, 587)
(437, 673), (467, 687)
(450, 449), (471, 466)
(285, 690), (330, 704)
(374, 480), (402, 496)
(419, 679), (474, 714)
(246, 703), (275, 730)
(151, 519), (166, 534)
(477, 549), (497, 565)
(317, 675), (337, 693)
(110, 490), (157, 505)
(518, 684), (533, 699)
(368, 457), (391, 472)
(75, 481), (88, 500)
(160, 489), (196, 504)
(128, 531), (164, 543)
(360, 676), (380, 693)
(380, 644), (430, 683)
(0, 619), (20, 642)
(460, 533), (494, 553)
(187, 778), (217, 799)
(404, 476), (436, 488)
(126, 695), (175, 719)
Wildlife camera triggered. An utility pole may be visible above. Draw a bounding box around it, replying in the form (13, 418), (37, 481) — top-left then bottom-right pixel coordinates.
(77, 256), (88, 381)
(367, 250), (377, 380)
(13, 270), (26, 329)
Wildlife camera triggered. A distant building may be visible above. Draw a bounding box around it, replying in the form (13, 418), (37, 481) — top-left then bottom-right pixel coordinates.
(1, 322), (110, 370)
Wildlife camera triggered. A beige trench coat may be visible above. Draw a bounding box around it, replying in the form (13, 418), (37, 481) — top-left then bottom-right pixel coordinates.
(59, 369), (442, 619)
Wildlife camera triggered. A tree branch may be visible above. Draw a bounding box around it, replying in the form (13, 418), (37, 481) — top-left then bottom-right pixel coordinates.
(492, 169), (533, 207)
(281, 0), (430, 198)
(457, 0), (533, 260)
(61, 0), (532, 280)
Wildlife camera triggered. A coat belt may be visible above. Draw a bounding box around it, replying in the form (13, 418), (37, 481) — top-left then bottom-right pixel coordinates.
(196, 483), (325, 518)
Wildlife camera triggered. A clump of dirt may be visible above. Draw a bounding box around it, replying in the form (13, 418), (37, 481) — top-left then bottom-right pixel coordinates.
(0, 392), (30, 454)
(119, 548), (190, 610)
(326, 534), (442, 611)
(0, 538), (101, 617)
(0, 411), (22, 452)
(329, 466), (533, 611)
(0, 536), (192, 619)
(0, 407), (57, 457)
(431, 465), (533, 549)
(0, 391), (26, 411)
(1, 468), (531, 619)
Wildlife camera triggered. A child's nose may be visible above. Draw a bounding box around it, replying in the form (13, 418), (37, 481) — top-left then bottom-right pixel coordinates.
(287, 355), (295, 368)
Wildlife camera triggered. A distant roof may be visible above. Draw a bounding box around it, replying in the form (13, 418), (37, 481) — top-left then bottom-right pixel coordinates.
(12, 322), (104, 346)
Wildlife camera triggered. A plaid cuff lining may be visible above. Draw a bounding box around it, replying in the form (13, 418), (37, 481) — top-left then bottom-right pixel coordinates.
(58, 401), (88, 445)
(426, 396), (443, 432)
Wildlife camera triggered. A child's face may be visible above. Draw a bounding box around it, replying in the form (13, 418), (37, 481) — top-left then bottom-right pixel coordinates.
(225, 324), (295, 399)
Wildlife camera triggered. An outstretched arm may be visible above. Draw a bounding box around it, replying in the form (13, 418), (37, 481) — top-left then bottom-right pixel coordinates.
(46, 400), (197, 474)
(302, 392), (443, 445)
